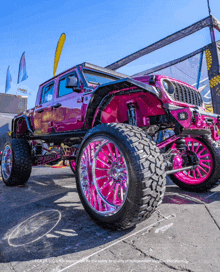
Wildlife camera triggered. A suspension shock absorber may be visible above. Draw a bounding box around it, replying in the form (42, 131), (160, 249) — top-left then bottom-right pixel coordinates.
(35, 143), (43, 155)
(175, 138), (187, 151)
(127, 103), (137, 126)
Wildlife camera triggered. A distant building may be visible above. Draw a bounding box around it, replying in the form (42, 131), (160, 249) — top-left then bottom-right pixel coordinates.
(0, 93), (27, 159)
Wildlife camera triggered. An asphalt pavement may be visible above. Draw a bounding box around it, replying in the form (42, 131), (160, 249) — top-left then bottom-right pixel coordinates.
(0, 165), (220, 272)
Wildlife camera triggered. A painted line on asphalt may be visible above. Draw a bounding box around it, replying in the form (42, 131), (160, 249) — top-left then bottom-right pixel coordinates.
(58, 214), (176, 272)
(205, 192), (218, 199)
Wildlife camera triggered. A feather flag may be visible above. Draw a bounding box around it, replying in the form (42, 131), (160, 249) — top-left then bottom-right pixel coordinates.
(53, 33), (66, 77)
(17, 52), (28, 84)
(5, 66), (12, 93)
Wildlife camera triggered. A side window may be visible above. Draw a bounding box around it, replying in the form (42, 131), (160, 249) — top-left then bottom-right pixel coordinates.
(41, 83), (54, 103)
(58, 73), (78, 97)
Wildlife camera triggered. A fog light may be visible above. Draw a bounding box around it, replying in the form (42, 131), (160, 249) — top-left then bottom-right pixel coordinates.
(177, 112), (188, 121)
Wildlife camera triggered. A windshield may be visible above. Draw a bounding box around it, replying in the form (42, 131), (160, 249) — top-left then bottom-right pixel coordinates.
(83, 70), (119, 86)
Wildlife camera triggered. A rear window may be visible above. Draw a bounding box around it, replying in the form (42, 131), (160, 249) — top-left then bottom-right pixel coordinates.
(41, 83), (54, 103)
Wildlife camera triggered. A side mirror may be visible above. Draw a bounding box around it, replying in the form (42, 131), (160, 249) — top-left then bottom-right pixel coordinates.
(66, 76), (78, 88)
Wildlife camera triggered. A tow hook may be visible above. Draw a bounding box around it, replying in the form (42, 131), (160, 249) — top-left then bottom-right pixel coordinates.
(210, 125), (219, 141)
(193, 111), (205, 128)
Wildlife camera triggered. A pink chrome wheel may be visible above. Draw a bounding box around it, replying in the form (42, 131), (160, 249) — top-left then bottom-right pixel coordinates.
(171, 138), (213, 185)
(2, 145), (13, 180)
(79, 137), (129, 215)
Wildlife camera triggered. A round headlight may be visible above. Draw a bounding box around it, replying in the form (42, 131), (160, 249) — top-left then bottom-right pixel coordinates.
(162, 80), (174, 95)
(163, 81), (169, 91)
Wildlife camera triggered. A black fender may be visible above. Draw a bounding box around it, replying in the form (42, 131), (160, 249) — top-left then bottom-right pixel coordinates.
(85, 78), (160, 127)
(11, 115), (34, 137)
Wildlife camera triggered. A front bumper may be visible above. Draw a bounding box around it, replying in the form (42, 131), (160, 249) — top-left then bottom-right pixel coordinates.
(169, 106), (220, 141)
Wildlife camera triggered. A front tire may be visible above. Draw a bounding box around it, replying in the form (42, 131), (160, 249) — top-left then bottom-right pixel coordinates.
(1, 139), (32, 186)
(168, 137), (220, 192)
(76, 123), (166, 230)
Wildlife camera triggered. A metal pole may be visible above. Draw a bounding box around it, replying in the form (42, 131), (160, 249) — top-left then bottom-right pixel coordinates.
(207, 0), (216, 43)
(207, 0), (211, 16)
(196, 51), (204, 89)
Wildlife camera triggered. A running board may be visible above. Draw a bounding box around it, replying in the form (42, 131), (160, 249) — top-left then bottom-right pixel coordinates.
(29, 130), (88, 141)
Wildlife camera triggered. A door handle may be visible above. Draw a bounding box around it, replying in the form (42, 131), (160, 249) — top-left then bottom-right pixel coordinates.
(77, 97), (84, 103)
(37, 109), (44, 113)
(53, 103), (62, 108)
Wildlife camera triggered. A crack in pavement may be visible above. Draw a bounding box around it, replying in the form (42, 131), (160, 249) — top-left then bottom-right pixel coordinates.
(123, 240), (193, 272)
(8, 263), (17, 272)
(0, 252), (17, 272)
(157, 210), (174, 220)
(203, 205), (220, 232)
(57, 214), (175, 272)
(108, 249), (118, 259)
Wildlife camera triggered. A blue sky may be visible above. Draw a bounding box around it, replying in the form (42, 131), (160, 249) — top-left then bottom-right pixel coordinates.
(1, 0), (220, 108)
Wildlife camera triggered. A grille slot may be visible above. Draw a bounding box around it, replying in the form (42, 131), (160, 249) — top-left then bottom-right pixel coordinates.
(172, 82), (202, 106)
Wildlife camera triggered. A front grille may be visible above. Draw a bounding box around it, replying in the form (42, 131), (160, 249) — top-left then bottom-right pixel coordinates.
(172, 82), (203, 107)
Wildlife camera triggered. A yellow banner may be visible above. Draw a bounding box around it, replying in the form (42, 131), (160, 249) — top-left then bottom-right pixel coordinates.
(53, 33), (66, 77)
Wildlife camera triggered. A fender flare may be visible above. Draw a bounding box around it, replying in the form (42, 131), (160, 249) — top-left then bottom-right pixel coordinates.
(85, 78), (160, 127)
(12, 115), (34, 136)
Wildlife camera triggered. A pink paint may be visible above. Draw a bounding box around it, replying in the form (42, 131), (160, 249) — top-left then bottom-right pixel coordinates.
(11, 63), (220, 146)
(170, 109), (192, 128)
(171, 137), (213, 185)
(210, 125), (220, 141)
(134, 74), (204, 110)
(101, 92), (164, 126)
(70, 160), (76, 171)
(79, 138), (128, 214)
(143, 116), (150, 126)
(33, 152), (61, 166)
(157, 135), (180, 149)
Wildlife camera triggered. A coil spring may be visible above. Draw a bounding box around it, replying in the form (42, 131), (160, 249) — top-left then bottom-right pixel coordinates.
(175, 138), (186, 150)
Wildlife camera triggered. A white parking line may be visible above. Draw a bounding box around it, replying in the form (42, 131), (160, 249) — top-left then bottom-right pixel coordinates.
(58, 214), (175, 272)
(205, 192), (218, 199)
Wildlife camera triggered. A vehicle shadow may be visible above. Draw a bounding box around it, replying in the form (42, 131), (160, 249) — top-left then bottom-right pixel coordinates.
(1, 168), (219, 265)
(0, 167), (134, 264)
(164, 177), (220, 205)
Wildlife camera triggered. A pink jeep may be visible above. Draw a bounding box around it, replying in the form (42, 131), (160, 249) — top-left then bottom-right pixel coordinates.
(2, 63), (220, 229)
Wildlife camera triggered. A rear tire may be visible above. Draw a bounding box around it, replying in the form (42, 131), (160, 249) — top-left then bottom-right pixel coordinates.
(76, 123), (166, 230)
(1, 139), (32, 186)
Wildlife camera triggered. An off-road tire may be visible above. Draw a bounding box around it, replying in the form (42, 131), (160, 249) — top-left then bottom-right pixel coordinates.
(1, 139), (32, 186)
(76, 123), (166, 230)
(169, 137), (220, 192)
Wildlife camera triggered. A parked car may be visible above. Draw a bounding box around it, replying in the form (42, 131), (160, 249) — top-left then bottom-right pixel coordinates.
(2, 62), (220, 230)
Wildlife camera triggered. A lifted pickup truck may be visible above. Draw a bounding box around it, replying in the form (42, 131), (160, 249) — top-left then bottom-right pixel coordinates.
(2, 62), (220, 230)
